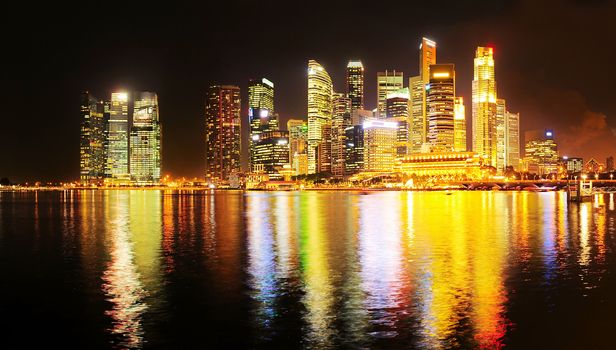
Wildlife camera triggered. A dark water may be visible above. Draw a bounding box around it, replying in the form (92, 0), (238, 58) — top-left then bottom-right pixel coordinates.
(1, 190), (616, 349)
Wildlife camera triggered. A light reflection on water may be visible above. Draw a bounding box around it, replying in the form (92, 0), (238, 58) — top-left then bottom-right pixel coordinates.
(1, 190), (616, 348)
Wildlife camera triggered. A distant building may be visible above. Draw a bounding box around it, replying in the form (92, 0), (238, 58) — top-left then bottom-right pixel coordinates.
(316, 123), (332, 173)
(287, 119), (308, 175)
(472, 47), (498, 168)
(496, 99), (521, 171)
(606, 156), (614, 172)
(427, 64), (455, 152)
(106, 92), (131, 184)
(307, 60), (333, 174)
(248, 78), (277, 171)
(363, 120), (397, 172)
(585, 158), (603, 173)
(351, 108), (373, 126)
(562, 156), (583, 173)
(252, 131), (290, 180)
(80, 92), (108, 185)
(523, 129), (559, 175)
(385, 88), (410, 157)
(204, 85), (241, 184)
(130, 92), (162, 185)
(376, 70), (403, 118)
(346, 60), (364, 112)
(331, 93), (351, 177)
(409, 38), (437, 154)
(345, 125), (364, 175)
(454, 97), (466, 152)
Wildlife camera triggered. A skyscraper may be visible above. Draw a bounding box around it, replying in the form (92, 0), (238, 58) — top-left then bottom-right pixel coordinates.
(454, 97), (466, 152)
(130, 92), (161, 185)
(472, 46), (498, 167)
(427, 64), (455, 152)
(252, 131), (289, 180)
(376, 70), (403, 118)
(106, 92), (130, 183)
(287, 119), (308, 175)
(409, 37), (437, 153)
(346, 60), (364, 112)
(363, 120), (398, 172)
(345, 125), (364, 175)
(204, 85), (241, 184)
(307, 60), (333, 174)
(505, 111), (520, 170)
(524, 129), (558, 175)
(385, 88), (410, 157)
(331, 93), (352, 177)
(80, 92), (108, 185)
(248, 78), (277, 171)
(496, 99), (507, 171)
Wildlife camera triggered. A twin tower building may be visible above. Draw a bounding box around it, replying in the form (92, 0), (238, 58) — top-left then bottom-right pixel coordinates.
(79, 91), (162, 185)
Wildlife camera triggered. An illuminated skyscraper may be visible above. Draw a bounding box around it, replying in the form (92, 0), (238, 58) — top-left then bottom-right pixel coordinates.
(385, 88), (410, 157)
(427, 64), (455, 152)
(106, 92), (130, 183)
(331, 93), (351, 177)
(363, 120), (398, 172)
(505, 111), (520, 170)
(376, 70), (403, 118)
(454, 97), (466, 152)
(80, 92), (108, 184)
(523, 129), (558, 175)
(307, 60), (333, 174)
(346, 60), (364, 112)
(248, 78), (277, 170)
(409, 37), (437, 153)
(130, 92), (161, 185)
(345, 125), (364, 175)
(252, 131), (289, 180)
(472, 46), (498, 167)
(204, 85), (241, 184)
(287, 119), (308, 175)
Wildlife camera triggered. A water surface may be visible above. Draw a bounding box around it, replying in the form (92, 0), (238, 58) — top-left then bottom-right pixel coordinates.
(1, 190), (615, 349)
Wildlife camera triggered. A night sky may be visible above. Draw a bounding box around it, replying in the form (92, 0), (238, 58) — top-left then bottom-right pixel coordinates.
(4, 0), (616, 182)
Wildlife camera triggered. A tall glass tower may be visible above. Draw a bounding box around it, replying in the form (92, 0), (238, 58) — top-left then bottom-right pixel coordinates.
(106, 92), (130, 183)
(130, 92), (161, 185)
(79, 91), (108, 185)
(426, 64), (455, 152)
(346, 60), (364, 112)
(376, 70), (403, 118)
(205, 85), (241, 184)
(307, 60), (332, 174)
(472, 46), (498, 167)
(248, 78), (277, 171)
(409, 37), (437, 153)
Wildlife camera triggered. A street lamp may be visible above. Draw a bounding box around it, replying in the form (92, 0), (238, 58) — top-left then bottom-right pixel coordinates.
(595, 174), (599, 181)
(581, 174), (587, 181)
(611, 173), (614, 181)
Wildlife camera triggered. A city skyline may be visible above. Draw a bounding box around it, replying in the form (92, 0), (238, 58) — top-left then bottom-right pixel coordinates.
(5, 0), (616, 182)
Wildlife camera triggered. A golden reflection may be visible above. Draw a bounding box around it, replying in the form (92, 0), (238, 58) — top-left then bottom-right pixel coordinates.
(578, 202), (591, 267)
(299, 192), (335, 348)
(102, 191), (147, 349)
(246, 193), (277, 329)
(609, 193), (614, 211)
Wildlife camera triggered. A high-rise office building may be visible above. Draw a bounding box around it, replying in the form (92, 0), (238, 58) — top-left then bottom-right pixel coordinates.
(331, 93), (351, 177)
(426, 64), (455, 152)
(376, 70), (403, 118)
(472, 46), (498, 168)
(129, 92), (161, 185)
(248, 78), (277, 171)
(363, 120), (398, 172)
(409, 37), (437, 153)
(454, 97), (466, 152)
(345, 125), (364, 175)
(307, 60), (333, 174)
(505, 111), (520, 170)
(287, 119), (308, 175)
(385, 88), (410, 157)
(80, 92), (108, 184)
(204, 85), (241, 184)
(496, 98), (507, 171)
(252, 131), (289, 180)
(106, 92), (130, 183)
(524, 129), (559, 175)
(346, 60), (364, 112)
